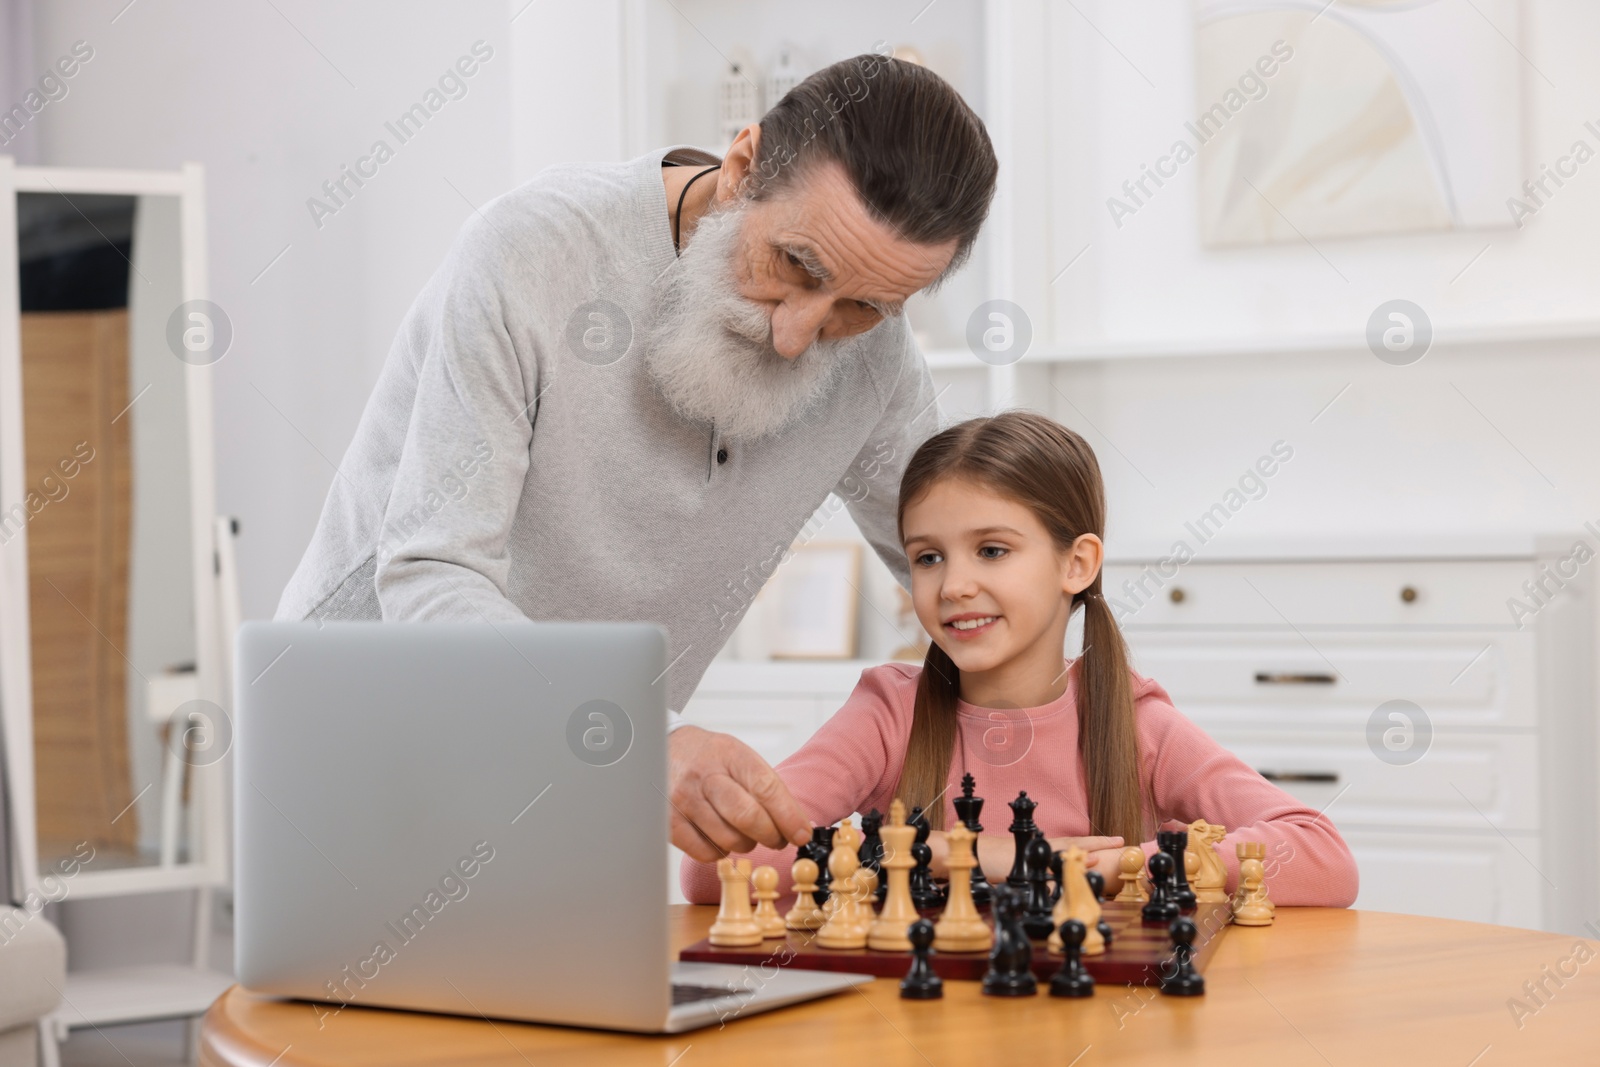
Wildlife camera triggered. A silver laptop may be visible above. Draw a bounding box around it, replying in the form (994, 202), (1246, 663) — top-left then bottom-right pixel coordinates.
(234, 621), (868, 1033)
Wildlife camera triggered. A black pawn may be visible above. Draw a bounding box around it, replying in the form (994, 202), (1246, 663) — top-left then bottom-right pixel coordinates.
(952, 773), (993, 907)
(858, 808), (887, 905)
(900, 918), (944, 1000)
(1048, 919), (1095, 998)
(1157, 829), (1197, 911)
(1085, 870), (1114, 949)
(809, 826), (836, 904)
(981, 886), (1037, 997)
(1160, 917), (1205, 996)
(1005, 791), (1039, 889)
(1021, 836), (1056, 939)
(1142, 850), (1179, 923)
(908, 806), (946, 910)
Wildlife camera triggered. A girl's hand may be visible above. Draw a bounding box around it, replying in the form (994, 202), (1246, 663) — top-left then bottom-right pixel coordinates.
(1045, 835), (1125, 869)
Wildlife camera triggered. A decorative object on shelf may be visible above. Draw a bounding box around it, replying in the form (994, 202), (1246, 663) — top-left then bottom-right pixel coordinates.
(718, 59), (761, 146)
(762, 541), (861, 660)
(765, 46), (803, 109)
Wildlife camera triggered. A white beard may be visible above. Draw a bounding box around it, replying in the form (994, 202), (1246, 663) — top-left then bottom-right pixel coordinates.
(644, 198), (859, 441)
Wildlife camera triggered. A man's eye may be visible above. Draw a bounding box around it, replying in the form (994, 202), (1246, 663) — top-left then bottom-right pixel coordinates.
(854, 300), (878, 315)
(783, 250), (803, 268)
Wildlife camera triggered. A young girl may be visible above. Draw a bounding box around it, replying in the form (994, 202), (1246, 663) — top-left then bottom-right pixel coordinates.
(681, 411), (1358, 906)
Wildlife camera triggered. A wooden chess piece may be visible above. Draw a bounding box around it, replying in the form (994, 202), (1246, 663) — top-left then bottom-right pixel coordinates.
(822, 823), (860, 923)
(1115, 845), (1146, 902)
(1048, 919), (1095, 998)
(907, 806), (946, 910)
(933, 823), (993, 953)
(952, 773), (993, 907)
(1086, 870), (1114, 949)
(1021, 836), (1056, 939)
(1188, 819), (1230, 903)
(869, 799), (920, 951)
(817, 836), (869, 948)
(785, 857), (825, 930)
(1142, 850), (1179, 923)
(1157, 829), (1197, 911)
(981, 885), (1037, 997)
(1160, 916), (1206, 996)
(1005, 791), (1039, 888)
(809, 825), (836, 905)
(1048, 846), (1105, 956)
(1233, 856), (1275, 926)
(1233, 841), (1271, 913)
(709, 857), (763, 947)
(752, 864), (786, 939)
(859, 808), (887, 905)
(900, 918), (944, 1000)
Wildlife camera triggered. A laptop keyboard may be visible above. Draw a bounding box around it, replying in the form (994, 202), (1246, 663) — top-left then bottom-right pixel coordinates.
(672, 982), (740, 1005)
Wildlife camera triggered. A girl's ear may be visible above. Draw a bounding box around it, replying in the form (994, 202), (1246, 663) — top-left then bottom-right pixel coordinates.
(1060, 533), (1104, 597)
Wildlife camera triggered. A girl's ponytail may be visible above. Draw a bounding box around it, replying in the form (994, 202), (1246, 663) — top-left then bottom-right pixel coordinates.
(895, 641), (960, 829)
(1076, 582), (1148, 845)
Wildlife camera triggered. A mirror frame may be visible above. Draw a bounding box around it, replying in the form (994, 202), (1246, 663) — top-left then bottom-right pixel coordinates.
(0, 157), (224, 900)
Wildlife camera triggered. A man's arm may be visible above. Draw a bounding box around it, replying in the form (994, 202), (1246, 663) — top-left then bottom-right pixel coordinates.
(838, 322), (942, 588)
(373, 210), (537, 624)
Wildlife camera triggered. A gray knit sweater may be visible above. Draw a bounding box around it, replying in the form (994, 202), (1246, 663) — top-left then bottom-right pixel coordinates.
(274, 145), (940, 712)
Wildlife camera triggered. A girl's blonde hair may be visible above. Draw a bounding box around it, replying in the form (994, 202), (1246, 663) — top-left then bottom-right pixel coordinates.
(893, 410), (1149, 843)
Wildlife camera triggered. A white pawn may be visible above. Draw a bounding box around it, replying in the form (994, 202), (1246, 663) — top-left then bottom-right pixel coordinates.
(752, 865), (786, 939)
(1234, 857), (1274, 926)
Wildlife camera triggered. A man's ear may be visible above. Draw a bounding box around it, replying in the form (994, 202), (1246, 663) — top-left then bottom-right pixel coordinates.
(720, 123), (762, 200)
(1061, 533), (1105, 597)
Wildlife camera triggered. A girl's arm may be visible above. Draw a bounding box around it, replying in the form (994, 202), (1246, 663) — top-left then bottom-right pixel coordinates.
(677, 665), (915, 903)
(1137, 679), (1360, 907)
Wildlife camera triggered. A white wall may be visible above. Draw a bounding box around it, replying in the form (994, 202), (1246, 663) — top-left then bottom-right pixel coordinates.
(1022, 1), (1600, 556)
(1045, 0), (1600, 348)
(29, 0), (515, 623)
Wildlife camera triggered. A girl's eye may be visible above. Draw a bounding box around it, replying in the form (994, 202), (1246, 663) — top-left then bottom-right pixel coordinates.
(914, 551), (943, 567)
(979, 545), (1008, 560)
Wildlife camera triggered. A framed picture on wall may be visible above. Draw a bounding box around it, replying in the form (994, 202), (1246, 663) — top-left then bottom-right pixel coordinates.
(764, 541), (862, 660)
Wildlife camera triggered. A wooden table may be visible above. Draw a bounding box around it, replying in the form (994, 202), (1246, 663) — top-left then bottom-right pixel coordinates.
(201, 905), (1600, 1065)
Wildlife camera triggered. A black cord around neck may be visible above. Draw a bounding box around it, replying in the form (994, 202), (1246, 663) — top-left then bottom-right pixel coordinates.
(673, 164), (721, 255)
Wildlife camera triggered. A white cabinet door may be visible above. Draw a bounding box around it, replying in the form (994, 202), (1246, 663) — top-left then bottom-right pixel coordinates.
(1342, 829), (1545, 929)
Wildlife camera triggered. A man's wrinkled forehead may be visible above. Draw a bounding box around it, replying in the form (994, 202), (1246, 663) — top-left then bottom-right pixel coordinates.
(750, 159), (956, 305)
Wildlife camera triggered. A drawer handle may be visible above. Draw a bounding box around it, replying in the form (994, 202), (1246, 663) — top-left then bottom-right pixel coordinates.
(1253, 671), (1337, 686)
(1258, 770), (1340, 784)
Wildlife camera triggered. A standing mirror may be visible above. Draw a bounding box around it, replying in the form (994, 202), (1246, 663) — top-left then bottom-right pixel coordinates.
(0, 159), (224, 902)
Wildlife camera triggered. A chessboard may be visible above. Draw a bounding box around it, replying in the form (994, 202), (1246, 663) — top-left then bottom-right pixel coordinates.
(681, 899), (1235, 984)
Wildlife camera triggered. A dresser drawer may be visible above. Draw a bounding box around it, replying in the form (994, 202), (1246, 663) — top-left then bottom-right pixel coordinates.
(1342, 828), (1544, 928)
(1107, 560), (1530, 629)
(1203, 728), (1541, 832)
(1127, 631), (1534, 728)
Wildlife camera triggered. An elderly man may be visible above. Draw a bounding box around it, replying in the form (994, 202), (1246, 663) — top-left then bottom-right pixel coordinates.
(275, 54), (998, 862)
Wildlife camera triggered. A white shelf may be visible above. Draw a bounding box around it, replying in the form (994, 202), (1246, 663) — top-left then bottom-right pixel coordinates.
(50, 964), (233, 1032)
(922, 316), (1600, 369)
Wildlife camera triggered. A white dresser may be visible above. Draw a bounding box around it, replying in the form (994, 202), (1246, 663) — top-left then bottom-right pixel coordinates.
(1106, 537), (1598, 935)
(681, 537), (1598, 932)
